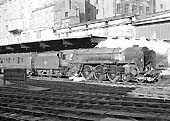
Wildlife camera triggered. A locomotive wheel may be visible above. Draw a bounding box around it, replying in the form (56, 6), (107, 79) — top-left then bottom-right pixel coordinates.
(94, 65), (106, 81)
(136, 78), (145, 83)
(107, 66), (117, 82)
(121, 74), (129, 83)
(107, 73), (117, 82)
(81, 65), (93, 80)
(122, 75), (136, 83)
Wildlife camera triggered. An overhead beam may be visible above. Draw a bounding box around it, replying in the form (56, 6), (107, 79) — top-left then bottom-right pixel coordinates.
(39, 42), (50, 47)
(20, 44), (30, 49)
(6, 46), (14, 50)
(63, 40), (73, 45)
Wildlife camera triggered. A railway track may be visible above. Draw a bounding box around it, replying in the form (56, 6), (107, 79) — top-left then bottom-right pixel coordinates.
(0, 79), (170, 121)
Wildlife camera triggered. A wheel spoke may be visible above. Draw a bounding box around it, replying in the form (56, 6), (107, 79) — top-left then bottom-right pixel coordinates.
(107, 73), (116, 82)
(81, 65), (93, 80)
(107, 65), (118, 82)
(94, 65), (106, 81)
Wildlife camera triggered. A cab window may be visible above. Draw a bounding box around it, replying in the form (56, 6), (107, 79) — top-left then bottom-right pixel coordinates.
(62, 54), (66, 60)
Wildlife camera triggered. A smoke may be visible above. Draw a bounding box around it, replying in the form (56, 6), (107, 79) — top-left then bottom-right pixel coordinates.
(96, 37), (170, 68)
(95, 37), (170, 55)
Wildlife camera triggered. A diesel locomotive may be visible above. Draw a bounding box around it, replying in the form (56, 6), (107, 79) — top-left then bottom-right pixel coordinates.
(0, 45), (159, 83)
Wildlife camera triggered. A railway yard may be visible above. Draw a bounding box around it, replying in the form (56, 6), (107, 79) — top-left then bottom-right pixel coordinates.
(0, 0), (170, 120)
(0, 40), (168, 121)
(0, 76), (170, 121)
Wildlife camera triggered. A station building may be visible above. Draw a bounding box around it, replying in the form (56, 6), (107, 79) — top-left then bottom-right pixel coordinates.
(133, 10), (170, 41)
(0, 0), (169, 53)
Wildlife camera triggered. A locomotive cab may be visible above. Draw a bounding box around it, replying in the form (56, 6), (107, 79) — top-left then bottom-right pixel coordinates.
(122, 45), (157, 82)
(122, 45), (145, 72)
(123, 45), (156, 71)
(58, 49), (77, 77)
(59, 49), (75, 67)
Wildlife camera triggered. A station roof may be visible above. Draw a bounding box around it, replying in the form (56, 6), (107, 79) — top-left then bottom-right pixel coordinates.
(133, 11), (170, 26)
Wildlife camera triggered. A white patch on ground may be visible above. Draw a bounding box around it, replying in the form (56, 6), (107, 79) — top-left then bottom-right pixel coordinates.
(69, 75), (86, 82)
(160, 68), (170, 75)
(128, 86), (170, 100)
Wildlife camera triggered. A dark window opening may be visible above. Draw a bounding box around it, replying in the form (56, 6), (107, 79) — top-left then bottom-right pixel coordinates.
(96, 0), (98, 4)
(96, 9), (99, 15)
(139, 5), (144, 14)
(160, 4), (164, 9)
(125, 4), (129, 14)
(116, 3), (121, 14)
(62, 54), (66, 60)
(17, 57), (20, 64)
(146, 7), (150, 14)
(65, 12), (69, 17)
(132, 4), (136, 13)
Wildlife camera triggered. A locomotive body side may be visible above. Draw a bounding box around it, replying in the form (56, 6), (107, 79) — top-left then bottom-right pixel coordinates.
(67, 46), (157, 83)
(32, 50), (77, 77)
(32, 52), (60, 70)
(67, 48), (125, 81)
(71, 48), (123, 64)
(32, 51), (60, 76)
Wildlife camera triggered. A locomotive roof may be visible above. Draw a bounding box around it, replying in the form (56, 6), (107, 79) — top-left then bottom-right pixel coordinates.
(74, 48), (122, 54)
(123, 46), (149, 55)
(60, 49), (76, 54)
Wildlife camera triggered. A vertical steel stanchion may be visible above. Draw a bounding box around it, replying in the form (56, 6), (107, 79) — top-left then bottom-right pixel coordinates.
(3, 79), (6, 86)
(3, 70), (6, 86)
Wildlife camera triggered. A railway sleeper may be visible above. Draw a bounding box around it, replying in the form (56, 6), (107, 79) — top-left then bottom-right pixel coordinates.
(0, 105), (56, 119)
(0, 102), (105, 120)
(1, 89), (168, 107)
(1, 98), (170, 120)
(2, 99), (170, 116)
(110, 104), (170, 114)
(105, 110), (170, 121)
(2, 92), (170, 113)
(0, 107), (56, 121)
(0, 86), (131, 98)
(122, 96), (170, 103)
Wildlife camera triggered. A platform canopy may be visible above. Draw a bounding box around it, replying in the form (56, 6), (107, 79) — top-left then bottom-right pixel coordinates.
(0, 35), (107, 54)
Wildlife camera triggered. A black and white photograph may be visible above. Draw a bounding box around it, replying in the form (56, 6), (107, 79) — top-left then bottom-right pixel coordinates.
(0, 0), (170, 120)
